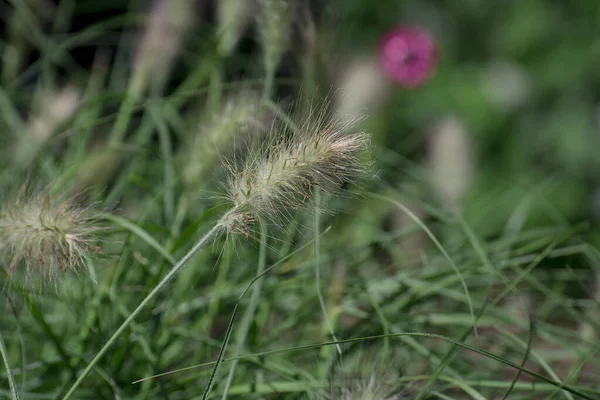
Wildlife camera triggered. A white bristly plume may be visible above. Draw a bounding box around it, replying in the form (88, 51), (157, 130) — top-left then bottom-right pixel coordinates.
(428, 116), (475, 213)
(130, 0), (194, 97)
(220, 107), (369, 237)
(217, 0), (255, 57)
(336, 58), (389, 124)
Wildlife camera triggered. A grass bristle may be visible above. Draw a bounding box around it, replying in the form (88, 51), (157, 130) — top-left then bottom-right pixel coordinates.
(0, 186), (103, 285)
(220, 107), (369, 235)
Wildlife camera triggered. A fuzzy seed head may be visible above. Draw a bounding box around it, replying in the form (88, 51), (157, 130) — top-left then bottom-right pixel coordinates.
(131, 0), (194, 97)
(16, 85), (81, 167)
(220, 108), (369, 234)
(428, 116), (474, 212)
(258, 0), (293, 75)
(337, 59), (388, 122)
(329, 351), (409, 400)
(484, 60), (531, 110)
(0, 188), (103, 285)
(217, 0), (255, 57)
(336, 371), (406, 400)
(183, 92), (263, 186)
(28, 85), (81, 141)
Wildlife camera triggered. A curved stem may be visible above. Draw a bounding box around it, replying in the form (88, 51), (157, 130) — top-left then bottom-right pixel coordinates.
(108, 89), (138, 145)
(314, 190), (341, 372)
(63, 224), (222, 400)
(262, 69), (274, 101)
(221, 222), (268, 399)
(0, 326), (19, 400)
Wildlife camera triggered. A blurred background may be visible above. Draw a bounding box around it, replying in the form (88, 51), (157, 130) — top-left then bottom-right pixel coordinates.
(1, 0), (600, 398)
(3, 0), (600, 236)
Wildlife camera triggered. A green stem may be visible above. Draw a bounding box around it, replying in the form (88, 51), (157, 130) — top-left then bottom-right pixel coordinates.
(262, 69), (274, 100)
(221, 222), (268, 399)
(109, 78), (141, 145)
(63, 224), (222, 399)
(0, 327), (19, 400)
(315, 191), (341, 375)
(208, 57), (223, 111)
(206, 245), (233, 329)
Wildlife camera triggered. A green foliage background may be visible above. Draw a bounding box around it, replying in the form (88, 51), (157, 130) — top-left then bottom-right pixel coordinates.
(0, 0), (599, 399)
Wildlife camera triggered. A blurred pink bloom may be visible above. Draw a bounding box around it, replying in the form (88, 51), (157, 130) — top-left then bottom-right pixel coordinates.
(378, 26), (437, 88)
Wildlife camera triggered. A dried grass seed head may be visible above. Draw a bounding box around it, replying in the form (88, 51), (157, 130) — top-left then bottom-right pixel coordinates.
(16, 85), (81, 167)
(131, 0), (194, 97)
(217, 0), (255, 57)
(0, 187), (103, 284)
(27, 85), (81, 141)
(258, 0), (294, 75)
(336, 58), (389, 123)
(220, 106), (369, 235)
(183, 92), (263, 186)
(427, 116), (474, 212)
(329, 350), (410, 400)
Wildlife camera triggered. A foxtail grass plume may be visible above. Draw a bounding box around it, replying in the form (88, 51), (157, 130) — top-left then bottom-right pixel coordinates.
(28, 85), (81, 141)
(183, 92), (263, 187)
(337, 58), (389, 124)
(2, 0), (52, 82)
(484, 60), (531, 110)
(17, 85), (81, 166)
(328, 351), (409, 400)
(0, 187), (103, 284)
(217, 0), (255, 57)
(428, 116), (474, 213)
(258, 0), (294, 79)
(130, 0), (194, 97)
(2, 12), (27, 83)
(334, 375), (408, 400)
(219, 107), (369, 237)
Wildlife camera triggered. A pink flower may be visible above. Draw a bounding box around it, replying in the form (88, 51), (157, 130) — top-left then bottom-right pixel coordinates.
(378, 26), (437, 88)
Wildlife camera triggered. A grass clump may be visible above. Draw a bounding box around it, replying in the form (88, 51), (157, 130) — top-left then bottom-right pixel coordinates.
(0, 1), (599, 400)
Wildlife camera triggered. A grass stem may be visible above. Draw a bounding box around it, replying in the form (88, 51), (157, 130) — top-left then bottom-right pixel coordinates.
(63, 224), (222, 399)
(221, 222), (268, 399)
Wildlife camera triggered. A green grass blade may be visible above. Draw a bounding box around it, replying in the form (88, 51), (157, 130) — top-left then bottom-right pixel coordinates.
(371, 193), (477, 332)
(148, 102), (176, 225)
(502, 319), (534, 400)
(135, 331), (597, 400)
(220, 223), (268, 399)
(63, 224), (222, 399)
(103, 214), (176, 265)
(314, 190), (341, 372)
